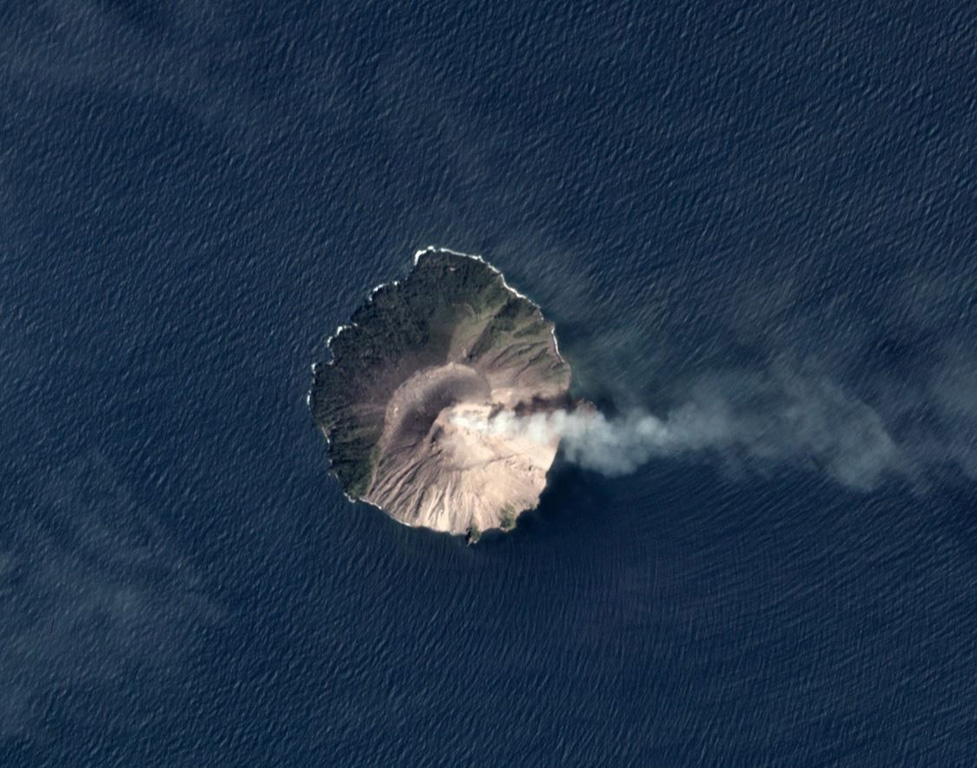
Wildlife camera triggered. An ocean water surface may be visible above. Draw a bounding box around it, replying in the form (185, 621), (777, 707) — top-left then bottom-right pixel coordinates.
(1, 2), (975, 765)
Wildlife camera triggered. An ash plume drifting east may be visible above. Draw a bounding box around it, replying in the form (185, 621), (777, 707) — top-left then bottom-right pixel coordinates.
(454, 366), (976, 490)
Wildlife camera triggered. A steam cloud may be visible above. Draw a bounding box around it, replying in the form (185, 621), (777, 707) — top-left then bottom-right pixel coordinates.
(458, 369), (977, 489)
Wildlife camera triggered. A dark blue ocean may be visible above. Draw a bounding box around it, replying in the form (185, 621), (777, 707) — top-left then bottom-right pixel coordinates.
(2, 2), (976, 765)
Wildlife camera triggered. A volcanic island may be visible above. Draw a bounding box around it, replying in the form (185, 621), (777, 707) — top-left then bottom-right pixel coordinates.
(309, 247), (577, 541)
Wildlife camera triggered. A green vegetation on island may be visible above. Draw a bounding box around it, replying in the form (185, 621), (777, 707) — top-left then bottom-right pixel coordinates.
(500, 505), (516, 531)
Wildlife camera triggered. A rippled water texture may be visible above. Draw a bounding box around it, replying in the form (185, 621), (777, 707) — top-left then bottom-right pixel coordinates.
(1, 2), (975, 765)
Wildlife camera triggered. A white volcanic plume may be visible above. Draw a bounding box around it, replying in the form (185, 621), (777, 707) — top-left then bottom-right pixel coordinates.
(453, 374), (909, 489)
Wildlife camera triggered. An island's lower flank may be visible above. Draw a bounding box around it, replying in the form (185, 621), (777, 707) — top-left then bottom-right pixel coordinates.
(309, 246), (586, 541)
